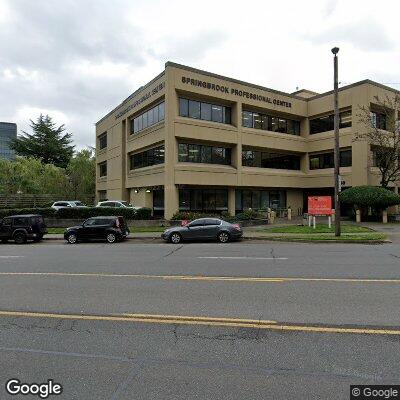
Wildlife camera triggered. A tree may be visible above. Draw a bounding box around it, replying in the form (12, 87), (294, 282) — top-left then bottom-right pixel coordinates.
(66, 148), (95, 200)
(10, 114), (75, 168)
(341, 186), (400, 209)
(357, 94), (400, 188)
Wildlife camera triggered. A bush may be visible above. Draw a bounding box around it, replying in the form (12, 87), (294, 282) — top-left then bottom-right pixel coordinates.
(340, 186), (400, 209)
(235, 209), (264, 221)
(171, 211), (209, 221)
(0, 208), (56, 219)
(0, 207), (153, 220)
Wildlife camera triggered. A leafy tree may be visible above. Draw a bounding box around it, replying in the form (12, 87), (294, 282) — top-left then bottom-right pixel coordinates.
(357, 94), (400, 188)
(340, 186), (400, 209)
(66, 148), (95, 200)
(10, 114), (75, 168)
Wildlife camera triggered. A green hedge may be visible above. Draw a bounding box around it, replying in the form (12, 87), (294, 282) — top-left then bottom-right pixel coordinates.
(171, 209), (264, 222)
(0, 207), (152, 220)
(340, 186), (400, 208)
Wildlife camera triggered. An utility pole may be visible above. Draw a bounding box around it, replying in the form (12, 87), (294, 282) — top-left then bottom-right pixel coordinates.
(332, 47), (341, 236)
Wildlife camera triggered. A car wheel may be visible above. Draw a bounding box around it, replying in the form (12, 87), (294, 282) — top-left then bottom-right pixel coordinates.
(66, 233), (78, 244)
(217, 231), (230, 243)
(106, 233), (117, 243)
(170, 232), (181, 244)
(14, 232), (27, 244)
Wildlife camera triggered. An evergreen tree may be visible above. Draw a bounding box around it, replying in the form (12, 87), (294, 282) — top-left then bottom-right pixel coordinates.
(10, 114), (75, 168)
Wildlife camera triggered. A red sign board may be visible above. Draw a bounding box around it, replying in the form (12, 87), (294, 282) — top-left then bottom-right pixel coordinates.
(308, 196), (332, 215)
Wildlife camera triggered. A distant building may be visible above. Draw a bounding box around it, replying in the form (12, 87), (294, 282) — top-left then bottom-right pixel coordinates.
(0, 122), (17, 160)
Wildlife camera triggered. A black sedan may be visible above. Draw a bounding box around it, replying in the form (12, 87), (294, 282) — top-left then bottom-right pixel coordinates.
(161, 218), (242, 244)
(64, 216), (129, 244)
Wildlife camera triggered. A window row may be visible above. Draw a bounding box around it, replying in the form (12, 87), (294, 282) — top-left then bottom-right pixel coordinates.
(98, 132), (107, 150)
(179, 189), (228, 211)
(242, 149), (300, 170)
(309, 110), (352, 134)
(130, 146), (165, 169)
(178, 143), (231, 165)
(309, 149), (352, 170)
(98, 161), (107, 177)
(179, 98), (231, 124)
(235, 189), (286, 211)
(131, 102), (165, 134)
(242, 111), (300, 135)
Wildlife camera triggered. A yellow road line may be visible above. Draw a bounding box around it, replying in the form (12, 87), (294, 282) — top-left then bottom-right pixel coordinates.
(0, 310), (398, 335)
(0, 272), (398, 284)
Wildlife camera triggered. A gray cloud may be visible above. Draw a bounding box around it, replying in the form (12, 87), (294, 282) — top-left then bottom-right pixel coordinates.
(304, 19), (395, 52)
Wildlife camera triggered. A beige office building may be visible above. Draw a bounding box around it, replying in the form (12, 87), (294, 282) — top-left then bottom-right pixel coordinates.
(95, 62), (399, 219)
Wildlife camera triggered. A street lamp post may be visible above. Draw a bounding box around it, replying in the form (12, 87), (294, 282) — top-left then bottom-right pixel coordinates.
(332, 47), (341, 236)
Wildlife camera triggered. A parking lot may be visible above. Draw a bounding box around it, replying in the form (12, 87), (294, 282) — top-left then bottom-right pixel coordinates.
(1, 240), (400, 399)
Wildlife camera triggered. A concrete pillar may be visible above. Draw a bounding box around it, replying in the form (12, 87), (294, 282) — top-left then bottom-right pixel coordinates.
(228, 188), (235, 216)
(382, 209), (388, 224)
(356, 209), (361, 223)
(287, 208), (292, 221)
(164, 184), (179, 220)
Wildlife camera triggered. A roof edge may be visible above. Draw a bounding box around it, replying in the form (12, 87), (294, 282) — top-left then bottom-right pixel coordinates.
(95, 70), (166, 126)
(165, 61), (307, 101)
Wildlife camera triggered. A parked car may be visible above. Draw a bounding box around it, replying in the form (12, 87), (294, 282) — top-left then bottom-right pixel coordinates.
(161, 218), (242, 244)
(0, 214), (48, 244)
(96, 200), (141, 210)
(64, 216), (129, 244)
(51, 201), (87, 210)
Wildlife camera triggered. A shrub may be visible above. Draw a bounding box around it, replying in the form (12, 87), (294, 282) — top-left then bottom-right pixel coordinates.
(0, 207), (153, 220)
(340, 186), (400, 209)
(235, 209), (263, 221)
(171, 211), (209, 221)
(0, 208), (56, 219)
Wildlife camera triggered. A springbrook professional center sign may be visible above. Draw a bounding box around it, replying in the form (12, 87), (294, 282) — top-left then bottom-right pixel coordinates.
(181, 77), (293, 108)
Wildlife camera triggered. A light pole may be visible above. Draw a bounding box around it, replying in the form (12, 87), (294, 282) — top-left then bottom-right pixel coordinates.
(332, 46), (341, 236)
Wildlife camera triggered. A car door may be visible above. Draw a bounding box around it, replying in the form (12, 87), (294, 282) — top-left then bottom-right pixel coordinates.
(202, 219), (221, 239)
(0, 217), (12, 239)
(184, 219), (206, 240)
(92, 218), (111, 239)
(80, 218), (97, 239)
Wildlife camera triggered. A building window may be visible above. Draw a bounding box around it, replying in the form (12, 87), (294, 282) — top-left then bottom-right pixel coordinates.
(371, 111), (386, 130)
(178, 188), (228, 212)
(235, 189), (286, 211)
(309, 109), (352, 134)
(309, 149), (352, 169)
(179, 98), (231, 124)
(130, 101), (165, 135)
(99, 161), (107, 177)
(98, 190), (107, 201)
(242, 149), (300, 170)
(130, 145), (165, 169)
(242, 111), (300, 135)
(98, 132), (107, 150)
(178, 143), (231, 165)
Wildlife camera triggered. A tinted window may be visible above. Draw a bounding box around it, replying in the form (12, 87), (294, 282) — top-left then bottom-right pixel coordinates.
(179, 99), (188, 117)
(131, 102), (165, 135)
(179, 98), (231, 125)
(3, 218), (12, 226)
(130, 146), (165, 169)
(189, 219), (204, 227)
(93, 219), (111, 225)
(201, 103), (212, 120)
(204, 219), (220, 226)
(211, 105), (223, 123)
(189, 100), (200, 119)
(84, 219), (97, 226)
(13, 217), (28, 226)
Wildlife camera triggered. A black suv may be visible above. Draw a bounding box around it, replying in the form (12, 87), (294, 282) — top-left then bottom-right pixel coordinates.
(64, 216), (129, 244)
(0, 214), (48, 244)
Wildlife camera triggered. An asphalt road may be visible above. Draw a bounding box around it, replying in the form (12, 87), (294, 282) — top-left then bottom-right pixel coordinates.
(1, 241), (400, 399)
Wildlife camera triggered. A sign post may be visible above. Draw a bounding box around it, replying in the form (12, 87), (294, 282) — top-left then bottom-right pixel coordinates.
(308, 196), (333, 229)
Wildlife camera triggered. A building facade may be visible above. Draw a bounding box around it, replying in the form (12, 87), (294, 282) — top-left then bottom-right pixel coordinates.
(0, 122), (17, 160)
(95, 62), (399, 219)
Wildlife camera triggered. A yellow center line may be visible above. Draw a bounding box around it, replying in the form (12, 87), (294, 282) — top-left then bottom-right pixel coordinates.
(0, 272), (398, 284)
(0, 310), (398, 335)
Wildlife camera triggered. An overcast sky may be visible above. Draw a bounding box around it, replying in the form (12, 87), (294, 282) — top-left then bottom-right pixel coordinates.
(1, 0), (399, 149)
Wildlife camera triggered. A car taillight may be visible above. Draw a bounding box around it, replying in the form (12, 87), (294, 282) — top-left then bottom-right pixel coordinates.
(232, 224), (241, 231)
